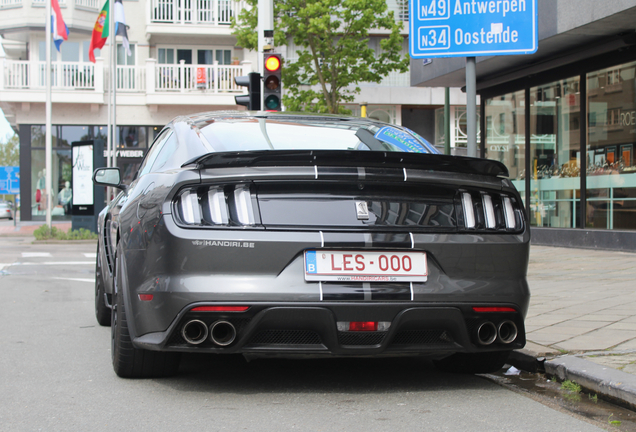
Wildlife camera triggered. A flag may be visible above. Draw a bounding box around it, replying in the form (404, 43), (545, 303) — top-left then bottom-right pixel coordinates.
(89, 0), (109, 63)
(51, 0), (69, 52)
(114, 0), (131, 57)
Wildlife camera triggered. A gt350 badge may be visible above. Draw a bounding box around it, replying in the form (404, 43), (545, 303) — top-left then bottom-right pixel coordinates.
(192, 240), (255, 248)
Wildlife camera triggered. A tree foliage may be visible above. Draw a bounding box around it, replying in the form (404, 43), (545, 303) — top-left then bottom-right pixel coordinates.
(232, 0), (409, 114)
(0, 134), (19, 167)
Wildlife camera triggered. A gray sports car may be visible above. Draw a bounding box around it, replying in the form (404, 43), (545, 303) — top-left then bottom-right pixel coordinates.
(93, 112), (530, 378)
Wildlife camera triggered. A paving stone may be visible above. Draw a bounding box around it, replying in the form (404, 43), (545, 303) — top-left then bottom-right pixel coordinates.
(557, 329), (636, 351)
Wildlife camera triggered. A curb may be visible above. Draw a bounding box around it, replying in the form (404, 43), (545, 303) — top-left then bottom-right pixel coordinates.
(545, 356), (636, 411)
(508, 348), (636, 411)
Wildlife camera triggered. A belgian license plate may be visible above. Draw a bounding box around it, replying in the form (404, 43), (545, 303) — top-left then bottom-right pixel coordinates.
(304, 250), (427, 282)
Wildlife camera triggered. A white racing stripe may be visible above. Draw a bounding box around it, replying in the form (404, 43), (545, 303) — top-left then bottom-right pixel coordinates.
(22, 252), (52, 258)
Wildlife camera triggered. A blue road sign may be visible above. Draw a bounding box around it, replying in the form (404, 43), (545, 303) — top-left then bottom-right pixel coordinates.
(409, 0), (537, 58)
(0, 166), (20, 194)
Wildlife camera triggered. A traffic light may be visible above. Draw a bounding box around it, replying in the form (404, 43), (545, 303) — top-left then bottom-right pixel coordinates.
(263, 53), (282, 111)
(234, 72), (261, 110)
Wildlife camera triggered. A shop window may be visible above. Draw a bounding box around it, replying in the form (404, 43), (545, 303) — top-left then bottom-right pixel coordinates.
(528, 77), (581, 229)
(587, 61), (636, 231)
(118, 126), (146, 148)
(484, 90), (525, 187)
(31, 149), (72, 219)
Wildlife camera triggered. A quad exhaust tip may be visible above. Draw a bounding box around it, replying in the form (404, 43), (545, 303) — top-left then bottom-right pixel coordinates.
(476, 321), (498, 346)
(497, 320), (518, 344)
(210, 320), (237, 346)
(182, 320), (209, 345)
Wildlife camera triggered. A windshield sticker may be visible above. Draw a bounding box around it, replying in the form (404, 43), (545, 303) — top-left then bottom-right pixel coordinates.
(403, 127), (440, 154)
(373, 127), (427, 153)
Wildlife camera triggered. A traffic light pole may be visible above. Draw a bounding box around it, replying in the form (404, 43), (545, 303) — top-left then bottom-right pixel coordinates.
(258, 0), (273, 110)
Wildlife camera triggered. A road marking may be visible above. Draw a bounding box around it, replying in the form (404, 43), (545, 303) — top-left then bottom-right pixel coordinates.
(22, 252), (52, 258)
(52, 277), (95, 283)
(83, 253), (97, 258)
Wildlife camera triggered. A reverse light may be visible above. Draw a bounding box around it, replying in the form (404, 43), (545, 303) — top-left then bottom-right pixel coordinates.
(482, 194), (496, 229)
(503, 197), (516, 229)
(180, 190), (201, 224)
(191, 306), (250, 312)
(472, 306), (517, 313)
(203, 187), (229, 225)
(462, 192), (475, 228)
(337, 321), (391, 332)
(233, 186), (255, 225)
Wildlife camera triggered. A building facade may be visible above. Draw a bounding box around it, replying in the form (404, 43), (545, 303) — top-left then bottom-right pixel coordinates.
(411, 0), (636, 250)
(1, 0), (470, 221)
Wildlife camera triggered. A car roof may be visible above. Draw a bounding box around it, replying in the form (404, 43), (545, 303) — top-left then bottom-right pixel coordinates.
(171, 111), (396, 131)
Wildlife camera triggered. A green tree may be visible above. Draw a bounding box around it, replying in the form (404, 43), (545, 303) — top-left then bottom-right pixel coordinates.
(232, 0), (409, 114)
(0, 134), (19, 167)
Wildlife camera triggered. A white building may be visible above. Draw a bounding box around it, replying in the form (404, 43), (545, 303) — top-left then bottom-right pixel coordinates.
(0, 0), (467, 221)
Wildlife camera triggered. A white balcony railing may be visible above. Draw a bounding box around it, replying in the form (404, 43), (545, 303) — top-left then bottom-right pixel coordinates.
(387, 0), (408, 22)
(155, 62), (245, 92)
(1, 59), (247, 94)
(149, 0), (240, 25)
(37, 62), (96, 89)
(4, 60), (29, 88)
(75, 0), (99, 9)
(0, 0), (22, 8)
(117, 65), (146, 91)
(31, 0), (66, 4)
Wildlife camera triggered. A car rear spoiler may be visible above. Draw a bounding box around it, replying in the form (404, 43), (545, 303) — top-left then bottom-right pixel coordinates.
(182, 150), (509, 178)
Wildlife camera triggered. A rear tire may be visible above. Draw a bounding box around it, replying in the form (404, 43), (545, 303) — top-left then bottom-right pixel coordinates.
(433, 351), (511, 374)
(111, 243), (181, 378)
(95, 245), (111, 326)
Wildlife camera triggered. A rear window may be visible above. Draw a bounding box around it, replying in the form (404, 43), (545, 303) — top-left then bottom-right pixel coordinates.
(199, 119), (439, 154)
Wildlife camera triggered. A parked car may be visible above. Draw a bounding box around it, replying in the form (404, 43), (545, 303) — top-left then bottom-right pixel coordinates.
(93, 112), (530, 378)
(0, 202), (14, 220)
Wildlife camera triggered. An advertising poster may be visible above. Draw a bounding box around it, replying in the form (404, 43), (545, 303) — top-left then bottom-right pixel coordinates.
(72, 144), (94, 206)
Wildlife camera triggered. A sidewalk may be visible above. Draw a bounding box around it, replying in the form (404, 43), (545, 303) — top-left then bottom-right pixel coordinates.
(512, 245), (636, 410)
(0, 220), (72, 236)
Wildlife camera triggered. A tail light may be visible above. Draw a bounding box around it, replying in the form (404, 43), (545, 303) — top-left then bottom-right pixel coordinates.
(460, 190), (523, 232)
(175, 185), (257, 227)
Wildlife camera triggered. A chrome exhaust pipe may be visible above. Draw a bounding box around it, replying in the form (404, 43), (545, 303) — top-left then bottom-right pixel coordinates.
(497, 320), (518, 344)
(476, 321), (497, 346)
(182, 320), (209, 345)
(210, 321), (236, 346)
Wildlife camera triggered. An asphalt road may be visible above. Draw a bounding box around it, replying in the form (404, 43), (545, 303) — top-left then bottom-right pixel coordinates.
(0, 237), (606, 432)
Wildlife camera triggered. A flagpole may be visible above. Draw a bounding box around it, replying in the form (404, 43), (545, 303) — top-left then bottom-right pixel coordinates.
(111, 1), (117, 174)
(45, 0), (52, 229)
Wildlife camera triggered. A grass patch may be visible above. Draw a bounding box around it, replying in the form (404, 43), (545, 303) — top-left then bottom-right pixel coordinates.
(560, 380), (582, 402)
(609, 414), (622, 426)
(34, 225), (97, 241)
(561, 380), (581, 393)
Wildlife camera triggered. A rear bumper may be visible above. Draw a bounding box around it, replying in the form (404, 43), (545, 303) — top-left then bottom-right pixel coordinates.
(132, 302), (526, 356)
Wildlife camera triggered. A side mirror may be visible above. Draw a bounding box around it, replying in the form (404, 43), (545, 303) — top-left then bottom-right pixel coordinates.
(93, 168), (126, 190)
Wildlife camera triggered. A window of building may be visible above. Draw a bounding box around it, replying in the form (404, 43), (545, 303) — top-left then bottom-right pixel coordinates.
(484, 90), (525, 188)
(158, 48), (175, 64)
(587, 61), (636, 230)
(117, 43), (136, 65)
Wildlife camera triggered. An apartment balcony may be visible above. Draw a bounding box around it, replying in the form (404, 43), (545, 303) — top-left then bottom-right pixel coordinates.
(0, 57), (250, 106)
(146, 0), (244, 36)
